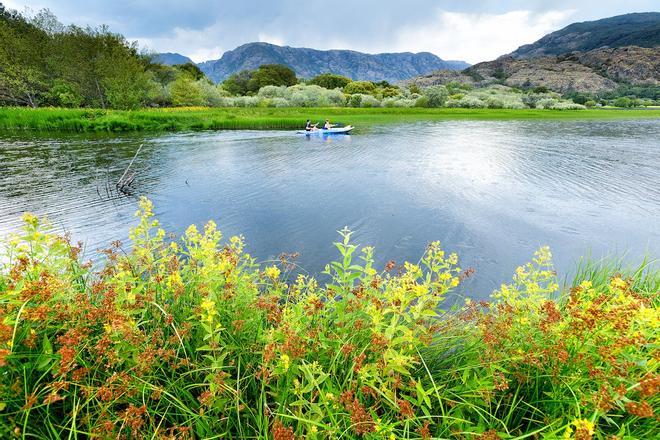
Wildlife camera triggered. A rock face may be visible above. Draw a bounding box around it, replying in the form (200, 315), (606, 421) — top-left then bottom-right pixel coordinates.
(574, 46), (660, 85)
(404, 12), (660, 94)
(152, 52), (193, 66)
(197, 42), (470, 83)
(509, 12), (660, 59)
(404, 46), (660, 93)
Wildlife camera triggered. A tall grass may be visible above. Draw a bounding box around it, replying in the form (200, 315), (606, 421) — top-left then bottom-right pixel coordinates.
(0, 200), (657, 439)
(0, 107), (658, 132)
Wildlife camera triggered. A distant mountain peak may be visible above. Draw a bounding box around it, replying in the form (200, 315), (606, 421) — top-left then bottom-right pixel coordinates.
(196, 42), (470, 83)
(152, 52), (193, 66)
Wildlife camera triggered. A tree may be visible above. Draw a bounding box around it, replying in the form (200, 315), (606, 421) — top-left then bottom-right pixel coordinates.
(246, 64), (297, 94)
(169, 76), (204, 106)
(175, 63), (206, 81)
(0, 7), (50, 106)
(344, 81), (376, 95)
(222, 70), (252, 96)
(46, 80), (82, 107)
(309, 73), (352, 90)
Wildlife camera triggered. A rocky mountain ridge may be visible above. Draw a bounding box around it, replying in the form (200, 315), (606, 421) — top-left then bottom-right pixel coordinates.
(405, 46), (659, 93)
(156, 42), (469, 83)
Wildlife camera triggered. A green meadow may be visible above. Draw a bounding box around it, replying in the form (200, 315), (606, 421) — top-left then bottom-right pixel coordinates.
(0, 106), (658, 132)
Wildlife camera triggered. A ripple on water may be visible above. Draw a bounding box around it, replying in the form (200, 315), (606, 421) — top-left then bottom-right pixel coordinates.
(1, 119), (659, 298)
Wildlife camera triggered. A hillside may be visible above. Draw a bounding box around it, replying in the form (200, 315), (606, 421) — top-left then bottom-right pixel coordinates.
(405, 46), (660, 94)
(196, 42), (469, 83)
(405, 12), (660, 95)
(509, 12), (660, 58)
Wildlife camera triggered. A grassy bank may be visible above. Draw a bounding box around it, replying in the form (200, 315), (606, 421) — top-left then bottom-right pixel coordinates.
(0, 106), (659, 132)
(1, 199), (658, 439)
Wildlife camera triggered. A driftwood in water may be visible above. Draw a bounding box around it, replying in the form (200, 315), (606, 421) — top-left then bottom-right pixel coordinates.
(116, 144), (143, 194)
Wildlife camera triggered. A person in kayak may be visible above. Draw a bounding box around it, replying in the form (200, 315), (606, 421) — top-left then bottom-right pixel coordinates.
(305, 119), (318, 131)
(324, 119), (336, 130)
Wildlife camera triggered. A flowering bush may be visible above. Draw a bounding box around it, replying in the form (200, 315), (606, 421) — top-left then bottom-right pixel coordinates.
(0, 200), (656, 438)
(382, 97), (416, 108)
(446, 95), (487, 108)
(548, 101), (587, 110)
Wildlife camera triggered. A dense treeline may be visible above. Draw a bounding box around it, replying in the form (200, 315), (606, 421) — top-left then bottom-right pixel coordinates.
(0, 5), (156, 109)
(0, 5), (227, 109)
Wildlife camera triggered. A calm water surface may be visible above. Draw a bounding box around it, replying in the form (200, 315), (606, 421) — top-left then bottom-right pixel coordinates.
(1, 120), (659, 298)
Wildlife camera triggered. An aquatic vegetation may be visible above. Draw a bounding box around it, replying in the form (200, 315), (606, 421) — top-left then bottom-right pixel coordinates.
(0, 199), (657, 438)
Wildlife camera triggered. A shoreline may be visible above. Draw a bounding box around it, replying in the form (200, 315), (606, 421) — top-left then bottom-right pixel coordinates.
(0, 106), (659, 133)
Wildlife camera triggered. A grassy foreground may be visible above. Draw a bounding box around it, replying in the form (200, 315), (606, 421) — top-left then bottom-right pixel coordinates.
(0, 198), (658, 439)
(0, 106), (659, 132)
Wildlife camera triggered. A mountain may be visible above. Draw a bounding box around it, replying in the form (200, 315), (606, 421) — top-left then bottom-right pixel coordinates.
(405, 12), (660, 94)
(406, 46), (660, 94)
(509, 12), (660, 59)
(152, 52), (193, 65)
(197, 42), (470, 83)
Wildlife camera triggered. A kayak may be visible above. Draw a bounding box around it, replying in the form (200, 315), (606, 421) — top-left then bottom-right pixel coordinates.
(296, 125), (354, 135)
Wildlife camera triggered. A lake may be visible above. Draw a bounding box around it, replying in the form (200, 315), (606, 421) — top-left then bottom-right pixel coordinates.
(1, 119), (659, 299)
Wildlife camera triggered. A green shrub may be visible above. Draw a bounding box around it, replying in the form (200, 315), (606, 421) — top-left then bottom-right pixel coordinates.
(45, 80), (83, 108)
(358, 94), (380, 108)
(414, 95), (430, 107)
(614, 97), (633, 108)
(168, 76), (204, 106)
(344, 81), (377, 95)
(349, 93), (363, 107)
(308, 73), (352, 90)
(423, 85), (449, 107)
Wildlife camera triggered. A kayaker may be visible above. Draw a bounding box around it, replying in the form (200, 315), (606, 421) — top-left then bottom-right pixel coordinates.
(305, 119), (318, 131)
(324, 119), (336, 130)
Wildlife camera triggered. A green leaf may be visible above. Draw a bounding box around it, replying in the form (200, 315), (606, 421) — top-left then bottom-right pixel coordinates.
(42, 335), (52, 354)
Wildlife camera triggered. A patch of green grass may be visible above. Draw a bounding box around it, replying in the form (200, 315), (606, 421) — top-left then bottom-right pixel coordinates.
(0, 106), (658, 132)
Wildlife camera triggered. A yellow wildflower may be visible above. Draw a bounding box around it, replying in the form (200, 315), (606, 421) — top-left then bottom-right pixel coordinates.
(610, 277), (627, 290)
(280, 353), (290, 371)
(571, 418), (595, 437)
(200, 299), (217, 323)
(265, 265), (281, 281)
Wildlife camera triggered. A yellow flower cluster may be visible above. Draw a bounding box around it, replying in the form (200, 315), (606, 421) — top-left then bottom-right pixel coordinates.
(201, 298), (218, 323)
(265, 265), (281, 281)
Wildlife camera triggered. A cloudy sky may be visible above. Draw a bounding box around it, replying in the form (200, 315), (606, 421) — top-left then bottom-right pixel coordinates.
(3, 1), (658, 63)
